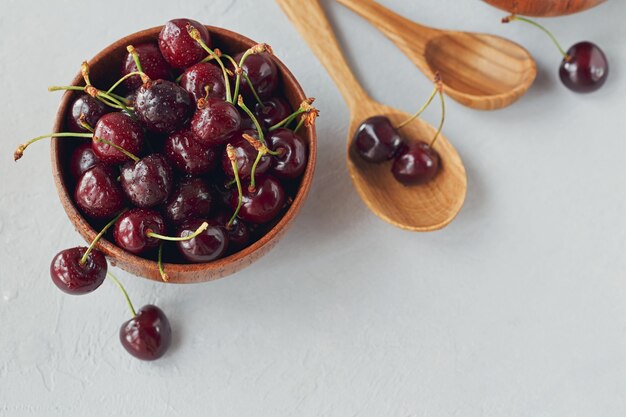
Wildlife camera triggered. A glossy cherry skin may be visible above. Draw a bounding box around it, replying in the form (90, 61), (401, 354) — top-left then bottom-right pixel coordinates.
(180, 62), (226, 102)
(92, 112), (144, 164)
(69, 142), (100, 179)
(164, 177), (212, 225)
(74, 165), (126, 219)
(391, 141), (440, 185)
(158, 18), (211, 69)
(267, 128), (307, 179)
(50, 247), (107, 295)
(134, 79), (193, 134)
(353, 116), (404, 163)
(213, 211), (250, 252)
(230, 176), (285, 224)
(67, 94), (109, 133)
(560, 42), (608, 93)
(254, 97), (291, 128)
(176, 219), (228, 263)
(235, 52), (279, 100)
(191, 98), (242, 146)
(113, 208), (165, 255)
(121, 42), (172, 90)
(120, 154), (173, 208)
(221, 130), (271, 179)
(120, 304), (171, 361)
(164, 128), (217, 175)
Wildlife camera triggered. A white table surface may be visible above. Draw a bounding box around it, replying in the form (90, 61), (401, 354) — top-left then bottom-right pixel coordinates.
(2, 0), (626, 415)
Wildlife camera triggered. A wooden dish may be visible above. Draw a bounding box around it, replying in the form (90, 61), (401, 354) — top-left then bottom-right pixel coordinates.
(50, 26), (317, 284)
(483, 0), (607, 16)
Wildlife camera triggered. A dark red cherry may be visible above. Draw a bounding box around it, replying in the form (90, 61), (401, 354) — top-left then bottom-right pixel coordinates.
(213, 211), (250, 252)
(191, 98), (241, 147)
(253, 97), (291, 128)
(121, 42), (172, 90)
(74, 165), (126, 219)
(120, 154), (173, 208)
(164, 128), (217, 175)
(560, 41), (608, 93)
(113, 208), (165, 255)
(92, 112), (144, 164)
(164, 177), (212, 225)
(69, 142), (100, 179)
(134, 79), (193, 134)
(180, 62), (226, 102)
(158, 18), (211, 69)
(221, 130), (271, 179)
(176, 219), (228, 263)
(120, 304), (171, 361)
(391, 141), (440, 185)
(234, 52), (279, 100)
(353, 116), (404, 163)
(267, 128), (307, 179)
(67, 94), (109, 133)
(50, 247), (107, 295)
(230, 176), (285, 224)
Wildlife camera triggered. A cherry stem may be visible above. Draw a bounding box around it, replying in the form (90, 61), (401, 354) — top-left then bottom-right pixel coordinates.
(269, 108), (305, 131)
(268, 98), (317, 132)
(81, 62), (91, 86)
(429, 90), (446, 148)
(79, 114), (94, 133)
(126, 45), (150, 83)
(93, 137), (140, 162)
(187, 25), (233, 103)
(107, 272), (136, 317)
(107, 71), (148, 94)
(249, 151), (263, 192)
(80, 210), (126, 265)
(294, 117), (305, 134)
(146, 222), (208, 242)
(395, 85), (439, 130)
(226, 144), (243, 228)
(14, 132), (92, 161)
(503, 15), (569, 60)
(158, 243), (169, 282)
(49, 85), (132, 111)
(237, 95), (265, 144)
(241, 72), (266, 109)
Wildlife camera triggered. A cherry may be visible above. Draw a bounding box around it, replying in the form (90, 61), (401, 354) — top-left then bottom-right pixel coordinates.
(120, 154), (173, 208)
(69, 142), (100, 179)
(50, 247), (107, 294)
(267, 128), (307, 179)
(74, 165), (126, 219)
(134, 79), (193, 134)
(352, 116), (403, 163)
(66, 94), (109, 133)
(92, 112), (144, 164)
(191, 98), (242, 146)
(230, 176), (285, 224)
(560, 42), (608, 93)
(234, 52), (279, 100)
(120, 304), (171, 361)
(164, 177), (212, 225)
(180, 62), (226, 102)
(213, 211), (250, 252)
(391, 142), (440, 185)
(254, 97), (291, 128)
(158, 18), (211, 69)
(121, 42), (171, 90)
(113, 208), (165, 255)
(221, 130), (271, 179)
(164, 128), (217, 175)
(176, 219), (228, 263)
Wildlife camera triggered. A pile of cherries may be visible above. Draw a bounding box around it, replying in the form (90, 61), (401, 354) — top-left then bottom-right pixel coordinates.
(352, 74), (446, 185)
(15, 18), (316, 360)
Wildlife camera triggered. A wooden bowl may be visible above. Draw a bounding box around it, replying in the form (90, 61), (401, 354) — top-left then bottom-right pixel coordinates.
(483, 0), (606, 16)
(50, 25), (317, 284)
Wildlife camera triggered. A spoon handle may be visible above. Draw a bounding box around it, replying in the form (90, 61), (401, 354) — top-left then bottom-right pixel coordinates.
(275, 0), (369, 110)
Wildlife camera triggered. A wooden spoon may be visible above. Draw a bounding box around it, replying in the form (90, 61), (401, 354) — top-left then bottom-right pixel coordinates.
(276, 0), (467, 231)
(336, 0), (537, 110)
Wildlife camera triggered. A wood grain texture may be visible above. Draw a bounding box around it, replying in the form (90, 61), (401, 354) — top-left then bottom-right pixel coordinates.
(336, 0), (537, 111)
(50, 26), (316, 284)
(483, 0), (606, 16)
(276, 0), (466, 231)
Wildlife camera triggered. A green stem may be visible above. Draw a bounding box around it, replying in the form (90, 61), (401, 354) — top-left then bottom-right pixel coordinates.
(506, 15), (569, 59)
(241, 72), (265, 109)
(92, 137), (140, 162)
(237, 95), (265, 144)
(107, 272), (136, 317)
(269, 108), (305, 132)
(248, 150), (265, 192)
(107, 71), (148, 94)
(429, 90), (446, 148)
(48, 85), (85, 92)
(14, 132), (92, 161)
(293, 117), (305, 134)
(395, 85), (439, 130)
(158, 243), (168, 282)
(147, 222), (208, 242)
(226, 144), (243, 228)
(80, 211), (125, 265)
(187, 26), (232, 103)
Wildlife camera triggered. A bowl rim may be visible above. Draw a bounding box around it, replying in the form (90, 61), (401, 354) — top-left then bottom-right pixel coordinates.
(50, 24), (317, 283)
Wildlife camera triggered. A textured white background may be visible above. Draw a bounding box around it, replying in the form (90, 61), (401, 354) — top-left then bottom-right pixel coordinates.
(2, 0), (626, 415)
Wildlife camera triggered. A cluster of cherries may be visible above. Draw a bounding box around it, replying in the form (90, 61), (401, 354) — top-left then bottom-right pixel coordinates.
(352, 74), (446, 185)
(503, 15), (608, 93)
(14, 18), (316, 360)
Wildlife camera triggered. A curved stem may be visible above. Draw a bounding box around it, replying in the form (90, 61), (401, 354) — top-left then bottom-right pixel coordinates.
(269, 108), (305, 131)
(187, 26), (233, 103)
(92, 137), (140, 162)
(221, 54), (243, 101)
(158, 243), (169, 282)
(107, 272), (136, 317)
(429, 90), (446, 148)
(14, 132), (92, 161)
(107, 71), (148, 94)
(78, 114), (94, 133)
(293, 117), (305, 134)
(241, 72), (265, 108)
(237, 95), (265, 144)
(81, 62), (92, 86)
(146, 222), (208, 242)
(395, 84), (439, 130)
(226, 144), (243, 228)
(248, 151), (264, 192)
(505, 15), (569, 59)
(80, 211), (125, 265)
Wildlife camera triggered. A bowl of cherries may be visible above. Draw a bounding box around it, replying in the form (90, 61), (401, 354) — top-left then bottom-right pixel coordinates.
(16, 18), (318, 285)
